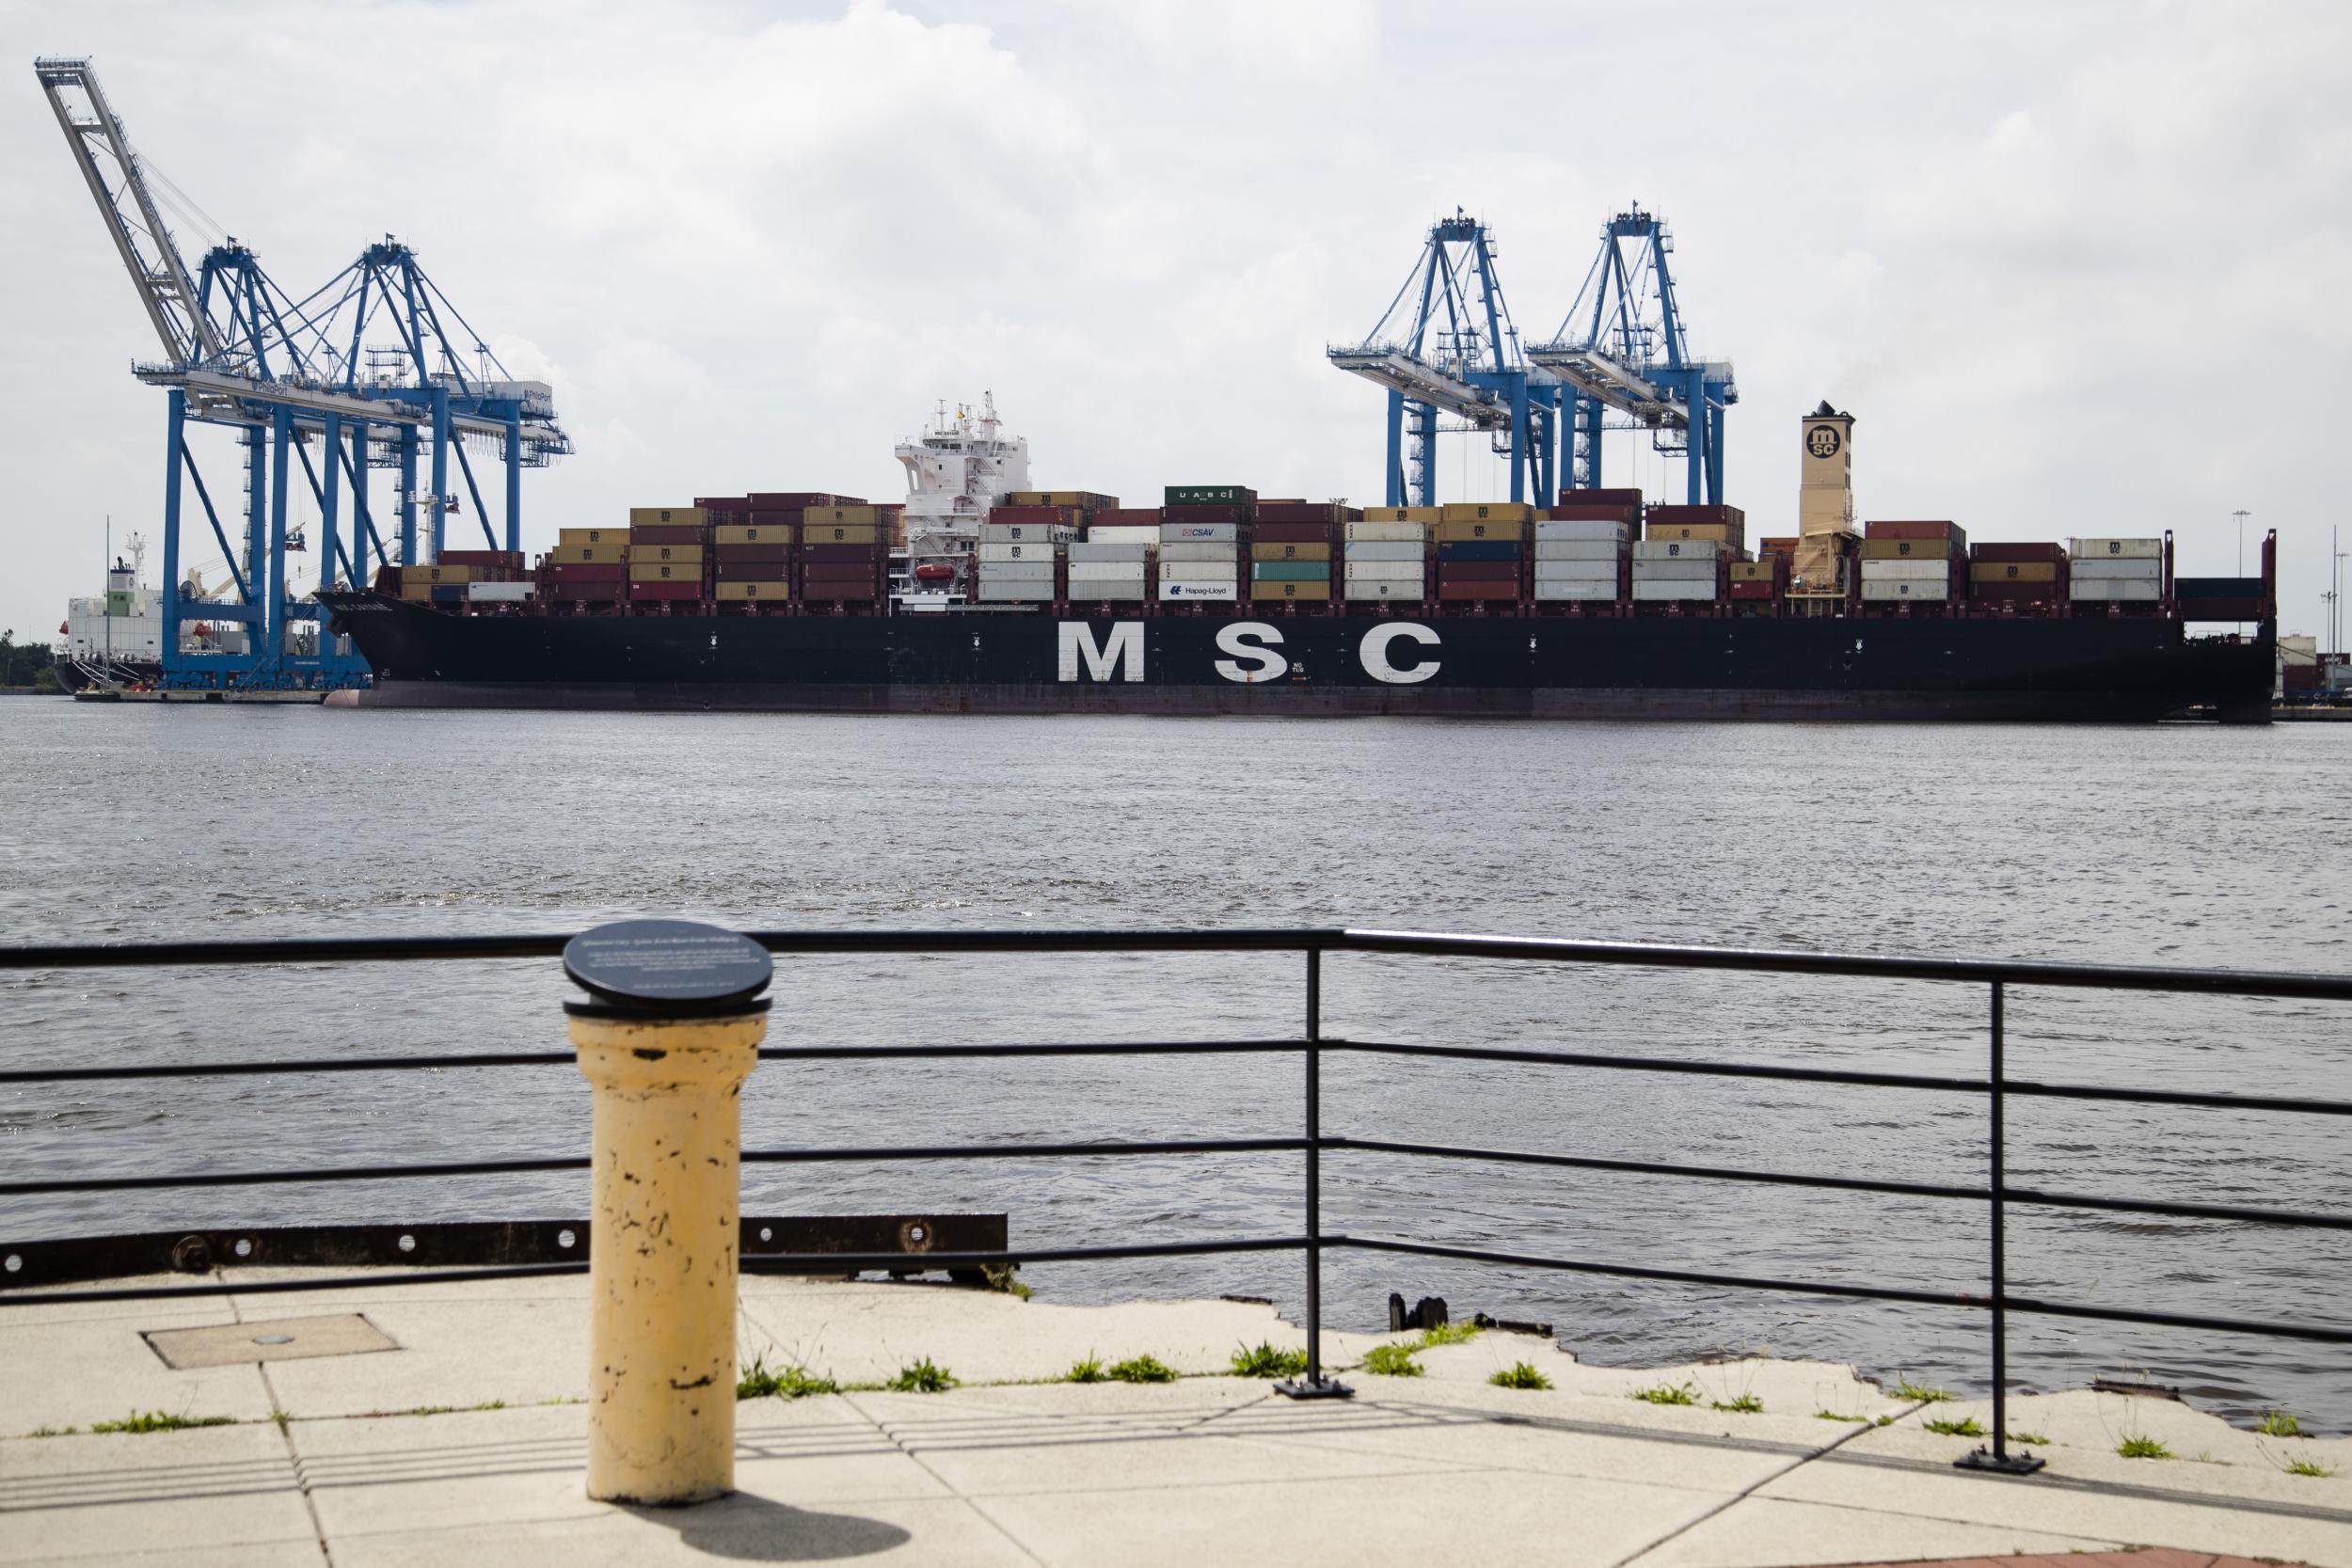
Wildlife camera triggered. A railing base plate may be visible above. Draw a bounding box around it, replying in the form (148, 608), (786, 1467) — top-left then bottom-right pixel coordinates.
(1955, 1447), (2045, 1476)
(1274, 1377), (1354, 1401)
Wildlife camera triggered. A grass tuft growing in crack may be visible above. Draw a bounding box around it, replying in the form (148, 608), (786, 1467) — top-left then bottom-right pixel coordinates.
(1629, 1382), (1697, 1406)
(1361, 1344), (1422, 1378)
(1230, 1342), (1309, 1379)
(1066, 1354), (1106, 1384)
(1416, 1321), (1483, 1348)
(1710, 1394), (1764, 1415)
(1106, 1354), (1177, 1385)
(1924, 1416), (1985, 1438)
(2259, 1409), (2306, 1438)
(1894, 1377), (1954, 1403)
(2117, 1433), (2173, 1460)
(739, 1354), (840, 1401)
(87, 1412), (236, 1434)
(1489, 1362), (1550, 1391)
(887, 1358), (958, 1394)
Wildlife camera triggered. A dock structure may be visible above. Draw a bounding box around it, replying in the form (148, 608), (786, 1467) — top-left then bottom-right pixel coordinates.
(2, 1272), (2346, 1565)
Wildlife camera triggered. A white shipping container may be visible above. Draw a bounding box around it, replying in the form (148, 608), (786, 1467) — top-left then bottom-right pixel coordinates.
(1860, 579), (1952, 601)
(1343, 580), (1428, 600)
(977, 562), (1056, 581)
(1066, 562), (1146, 582)
(1160, 522), (1238, 543)
(1067, 584), (1147, 600)
(1534, 561), (1620, 582)
(2067, 556), (2164, 580)
(1630, 557), (1715, 580)
(1534, 539), (1627, 561)
(1534, 520), (1629, 543)
(979, 522), (1074, 544)
(975, 582), (1054, 602)
(466, 581), (534, 601)
(1858, 559), (1951, 581)
(978, 541), (1058, 562)
(1086, 525), (1159, 546)
(1345, 520), (1427, 543)
(1535, 580), (1621, 601)
(2068, 578), (2163, 601)
(1343, 541), (1422, 562)
(1158, 579), (1239, 601)
(1157, 562), (1238, 582)
(1342, 561), (1426, 583)
(1068, 542), (1148, 562)
(1631, 539), (1724, 561)
(1156, 542), (1238, 562)
(1631, 579), (1718, 600)
(2068, 537), (2163, 560)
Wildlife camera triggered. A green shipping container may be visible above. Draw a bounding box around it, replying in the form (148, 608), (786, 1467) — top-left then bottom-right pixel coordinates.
(1251, 560), (1330, 581)
(1164, 485), (1256, 506)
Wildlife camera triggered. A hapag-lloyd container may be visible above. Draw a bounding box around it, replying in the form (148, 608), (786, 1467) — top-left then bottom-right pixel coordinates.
(1159, 579), (1239, 601)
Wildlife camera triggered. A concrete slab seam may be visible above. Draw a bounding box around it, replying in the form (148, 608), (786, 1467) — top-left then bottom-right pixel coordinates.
(1613, 1399), (1928, 1567)
(256, 1359), (333, 1567)
(840, 1390), (1050, 1568)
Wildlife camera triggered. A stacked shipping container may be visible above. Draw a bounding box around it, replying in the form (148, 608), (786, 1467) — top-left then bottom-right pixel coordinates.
(1250, 502), (1352, 605)
(1346, 508), (1431, 603)
(627, 507), (707, 607)
(1435, 503), (1531, 603)
(2067, 538), (2164, 604)
(1158, 487), (1249, 604)
(1858, 521), (1966, 606)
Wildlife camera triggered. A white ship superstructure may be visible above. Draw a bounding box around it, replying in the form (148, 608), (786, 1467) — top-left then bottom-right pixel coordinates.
(60, 536), (164, 673)
(890, 393), (1030, 610)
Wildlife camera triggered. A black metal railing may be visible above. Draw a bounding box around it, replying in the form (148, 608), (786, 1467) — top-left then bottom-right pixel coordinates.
(4, 927), (2349, 1473)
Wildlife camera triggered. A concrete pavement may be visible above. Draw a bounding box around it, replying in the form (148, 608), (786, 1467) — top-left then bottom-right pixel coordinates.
(2, 1270), (2345, 1566)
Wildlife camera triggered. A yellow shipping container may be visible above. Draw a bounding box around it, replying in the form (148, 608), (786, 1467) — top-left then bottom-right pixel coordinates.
(1359, 507), (1442, 524)
(715, 524), (792, 546)
(1969, 561), (2059, 582)
(399, 563), (475, 583)
(1647, 523), (1738, 543)
(632, 544), (705, 564)
(1249, 579), (1332, 601)
(1861, 538), (1953, 560)
(804, 523), (880, 545)
(1438, 502), (1536, 524)
(551, 544), (627, 564)
(1250, 542), (1331, 562)
(557, 527), (629, 546)
(628, 562), (704, 582)
(715, 581), (793, 601)
(398, 585), (434, 602)
(804, 506), (880, 527)
(628, 506), (707, 526)
(1435, 519), (1527, 542)
(1728, 562), (1778, 581)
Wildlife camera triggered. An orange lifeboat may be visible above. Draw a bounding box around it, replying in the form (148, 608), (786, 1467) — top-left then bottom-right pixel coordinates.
(914, 564), (954, 581)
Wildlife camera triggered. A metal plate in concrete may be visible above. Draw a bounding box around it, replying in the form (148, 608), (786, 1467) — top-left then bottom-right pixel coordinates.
(144, 1312), (400, 1370)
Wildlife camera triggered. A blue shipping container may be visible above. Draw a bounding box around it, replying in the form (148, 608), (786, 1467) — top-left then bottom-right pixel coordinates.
(1437, 541), (1523, 562)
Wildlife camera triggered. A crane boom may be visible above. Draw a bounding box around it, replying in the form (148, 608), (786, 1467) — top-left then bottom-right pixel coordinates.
(34, 57), (220, 366)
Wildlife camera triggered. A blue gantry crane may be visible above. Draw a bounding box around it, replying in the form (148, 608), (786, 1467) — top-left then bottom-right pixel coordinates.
(1527, 206), (1735, 504)
(1327, 211), (1560, 508)
(35, 57), (571, 692)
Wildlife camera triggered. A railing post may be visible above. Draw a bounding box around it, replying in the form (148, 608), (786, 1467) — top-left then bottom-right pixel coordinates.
(1279, 942), (1350, 1400)
(1960, 978), (2042, 1474)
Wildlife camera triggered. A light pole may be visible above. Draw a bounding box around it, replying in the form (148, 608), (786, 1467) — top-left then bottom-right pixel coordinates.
(2233, 508), (2250, 577)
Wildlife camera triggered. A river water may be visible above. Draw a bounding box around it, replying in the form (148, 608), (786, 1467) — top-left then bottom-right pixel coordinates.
(2, 702), (2346, 1427)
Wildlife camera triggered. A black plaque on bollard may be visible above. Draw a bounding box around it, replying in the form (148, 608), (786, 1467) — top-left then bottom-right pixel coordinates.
(563, 920), (773, 1017)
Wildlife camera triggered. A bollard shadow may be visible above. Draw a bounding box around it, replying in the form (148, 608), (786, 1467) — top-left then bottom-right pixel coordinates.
(624, 1492), (914, 1562)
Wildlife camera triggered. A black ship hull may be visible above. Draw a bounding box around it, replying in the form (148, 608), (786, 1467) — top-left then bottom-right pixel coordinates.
(323, 594), (2274, 721)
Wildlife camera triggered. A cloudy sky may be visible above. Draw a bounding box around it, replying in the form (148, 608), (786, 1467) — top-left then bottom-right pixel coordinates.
(2, 0), (2346, 645)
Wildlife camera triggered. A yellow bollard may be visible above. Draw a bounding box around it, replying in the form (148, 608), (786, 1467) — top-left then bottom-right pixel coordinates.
(564, 920), (773, 1506)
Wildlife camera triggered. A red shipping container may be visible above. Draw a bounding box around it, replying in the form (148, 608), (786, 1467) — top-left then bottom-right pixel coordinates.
(802, 543), (881, 562)
(549, 581), (622, 601)
(435, 549), (525, 568)
(1646, 504), (1746, 527)
(1970, 541), (2067, 562)
(1728, 581), (1776, 600)
(628, 580), (703, 601)
(546, 562), (626, 583)
(1968, 581), (2061, 603)
(750, 493), (853, 507)
(802, 581), (878, 600)
(1438, 581), (1518, 600)
(1254, 503), (1357, 524)
(1250, 522), (1336, 544)
(1093, 508), (1163, 529)
(1438, 561), (1520, 582)
(1161, 504), (1248, 526)
(748, 508), (803, 526)
(692, 496), (749, 510)
(1557, 488), (1645, 508)
(803, 564), (880, 585)
(1867, 519), (1968, 546)
(716, 544), (792, 563)
(629, 524), (705, 545)
(719, 561), (793, 582)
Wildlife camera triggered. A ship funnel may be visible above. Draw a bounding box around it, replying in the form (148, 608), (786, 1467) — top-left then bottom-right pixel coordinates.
(1793, 403), (1857, 594)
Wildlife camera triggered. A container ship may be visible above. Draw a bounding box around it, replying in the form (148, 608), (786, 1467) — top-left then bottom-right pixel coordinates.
(322, 402), (2279, 722)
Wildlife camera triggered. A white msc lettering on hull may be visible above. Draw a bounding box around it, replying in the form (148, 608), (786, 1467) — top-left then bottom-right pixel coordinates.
(1214, 622), (1287, 684)
(1359, 623), (1440, 684)
(1057, 622), (1144, 682)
